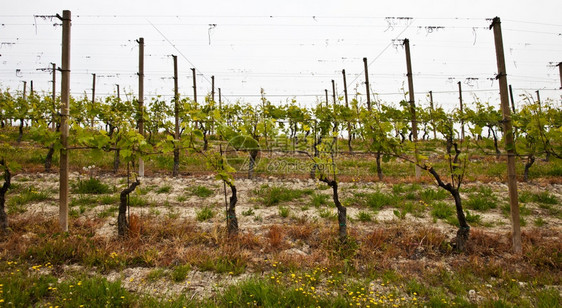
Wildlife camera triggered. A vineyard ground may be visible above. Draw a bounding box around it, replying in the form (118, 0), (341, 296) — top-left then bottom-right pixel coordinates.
(0, 171), (560, 307)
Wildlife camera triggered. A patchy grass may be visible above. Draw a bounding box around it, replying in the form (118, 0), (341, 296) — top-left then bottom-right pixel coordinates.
(466, 186), (498, 211)
(189, 185), (215, 198)
(71, 178), (111, 194)
(196, 206), (215, 222)
(254, 185), (313, 206)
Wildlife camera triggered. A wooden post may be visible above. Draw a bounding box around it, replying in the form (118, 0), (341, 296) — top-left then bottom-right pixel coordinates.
(52, 63), (56, 131)
(59, 10), (71, 232)
(137, 37), (145, 177)
(211, 75), (215, 103)
(331, 79), (336, 106)
(91, 73), (96, 127)
(342, 69), (348, 108)
(558, 62), (562, 89)
(536, 90), (541, 112)
(116, 84), (120, 100)
(457, 81), (465, 141)
(490, 17), (521, 254)
(218, 88), (222, 110)
(363, 57), (371, 111)
(173, 55), (180, 177)
(191, 68), (197, 103)
(404, 39), (421, 179)
(30, 80), (34, 96)
(429, 91), (437, 139)
(325, 89), (328, 108)
(22, 81), (27, 98)
(509, 85), (516, 113)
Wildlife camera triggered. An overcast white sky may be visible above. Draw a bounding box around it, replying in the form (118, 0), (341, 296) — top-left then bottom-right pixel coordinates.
(1, 0), (561, 110)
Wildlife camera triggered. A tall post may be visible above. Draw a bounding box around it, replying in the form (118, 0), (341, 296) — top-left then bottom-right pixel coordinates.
(325, 89), (329, 108)
(491, 17), (521, 254)
(30, 80), (34, 96)
(404, 39), (421, 179)
(342, 69), (349, 108)
(116, 84), (120, 100)
(137, 37), (145, 177)
(211, 75), (215, 103)
(218, 88), (222, 111)
(363, 57), (371, 111)
(91, 73), (96, 127)
(23, 81), (27, 98)
(59, 10), (71, 232)
(558, 62), (562, 89)
(331, 79), (336, 106)
(509, 85), (516, 113)
(536, 90), (541, 112)
(429, 91), (437, 139)
(52, 63), (56, 131)
(457, 81), (465, 141)
(191, 68), (197, 103)
(172, 55), (180, 177)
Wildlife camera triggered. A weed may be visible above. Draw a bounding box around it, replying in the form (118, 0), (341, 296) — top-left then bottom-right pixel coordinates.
(156, 185), (172, 194)
(465, 210), (481, 224)
(311, 193), (330, 207)
(466, 186), (497, 211)
(431, 201), (455, 219)
(72, 178), (111, 194)
(256, 186), (313, 206)
(242, 208), (255, 216)
(534, 217), (546, 227)
(7, 187), (50, 207)
(171, 264), (191, 282)
(196, 206), (215, 222)
(420, 188), (449, 202)
(189, 185), (214, 198)
(356, 211), (372, 222)
(146, 268), (166, 282)
(279, 206), (290, 218)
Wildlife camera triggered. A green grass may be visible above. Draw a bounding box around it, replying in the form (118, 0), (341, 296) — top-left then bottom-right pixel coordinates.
(7, 187), (50, 213)
(278, 206), (290, 218)
(242, 208), (255, 216)
(71, 178), (111, 194)
(431, 201), (455, 220)
(420, 188), (449, 202)
(128, 195), (150, 207)
(189, 185), (214, 198)
(155, 185), (172, 194)
(255, 185), (313, 206)
(466, 186), (498, 211)
(356, 211), (372, 222)
(171, 264), (191, 282)
(311, 193), (330, 207)
(196, 206), (215, 222)
(349, 191), (396, 210)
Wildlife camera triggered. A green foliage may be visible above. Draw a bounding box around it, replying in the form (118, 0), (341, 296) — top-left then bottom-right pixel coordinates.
(356, 211), (372, 222)
(431, 201), (455, 220)
(278, 206), (290, 218)
(171, 264), (191, 282)
(72, 178), (111, 194)
(466, 186), (498, 211)
(311, 193), (330, 207)
(350, 191), (396, 210)
(189, 185), (214, 198)
(255, 185), (313, 206)
(155, 185), (172, 194)
(7, 187), (50, 209)
(420, 188), (449, 202)
(196, 206), (215, 222)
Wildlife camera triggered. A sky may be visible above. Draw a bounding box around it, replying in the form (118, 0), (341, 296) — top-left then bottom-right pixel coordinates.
(1, 0), (561, 111)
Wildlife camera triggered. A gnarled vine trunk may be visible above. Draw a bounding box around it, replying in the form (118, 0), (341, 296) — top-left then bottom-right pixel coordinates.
(0, 160), (11, 233)
(428, 167), (470, 251)
(173, 147), (180, 177)
(248, 150), (259, 179)
(524, 155), (535, 182)
(375, 151), (383, 181)
(226, 183), (238, 235)
(118, 179), (140, 237)
(45, 146), (55, 172)
(320, 176), (347, 243)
